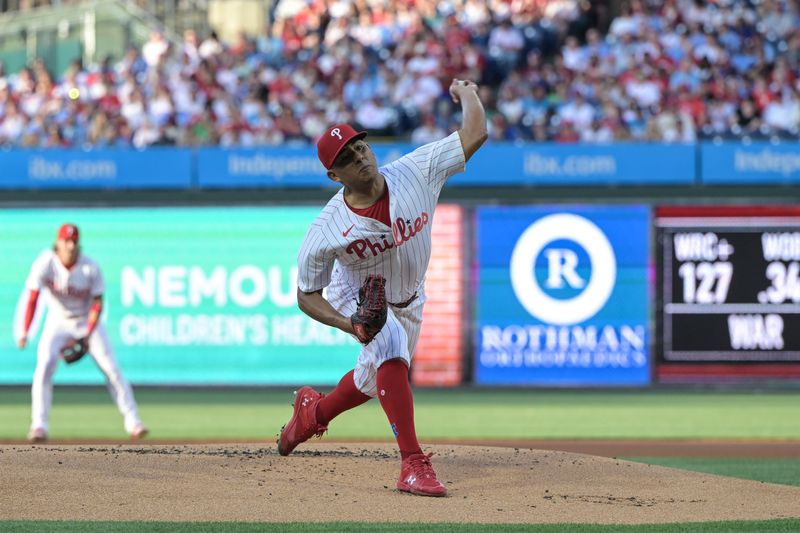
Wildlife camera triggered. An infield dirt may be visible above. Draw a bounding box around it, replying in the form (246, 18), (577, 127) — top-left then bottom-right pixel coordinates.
(2, 443), (799, 524)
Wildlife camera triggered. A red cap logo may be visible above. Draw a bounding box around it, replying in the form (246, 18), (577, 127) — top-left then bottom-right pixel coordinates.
(317, 124), (367, 170)
(57, 223), (80, 242)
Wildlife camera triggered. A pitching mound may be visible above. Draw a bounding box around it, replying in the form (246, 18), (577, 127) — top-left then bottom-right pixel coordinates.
(2, 443), (799, 524)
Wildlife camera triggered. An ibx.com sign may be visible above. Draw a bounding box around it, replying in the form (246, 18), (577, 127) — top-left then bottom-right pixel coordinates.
(475, 206), (650, 386)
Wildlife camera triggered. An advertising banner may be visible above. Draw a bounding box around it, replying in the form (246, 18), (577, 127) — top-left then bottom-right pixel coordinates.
(0, 149), (192, 189)
(9, 143), (800, 189)
(196, 145), (415, 188)
(197, 144), (695, 188)
(0, 206), (463, 385)
(701, 143), (800, 184)
(459, 144), (695, 186)
(196, 147), (329, 188)
(475, 205), (651, 386)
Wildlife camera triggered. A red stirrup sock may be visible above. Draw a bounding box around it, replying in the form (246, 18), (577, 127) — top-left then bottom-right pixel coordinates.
(315, 370), (371, 426)
(376, 359), (423, 460)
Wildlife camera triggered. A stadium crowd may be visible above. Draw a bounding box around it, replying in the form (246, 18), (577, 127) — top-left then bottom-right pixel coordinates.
(0, 0), (798, 148)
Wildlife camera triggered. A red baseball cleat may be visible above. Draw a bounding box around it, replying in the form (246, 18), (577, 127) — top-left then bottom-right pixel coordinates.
(130, 425), (149, 441)
(277, 386), (328, 456)
(27, 427), (48, 444)
(397, 452), (447, 497)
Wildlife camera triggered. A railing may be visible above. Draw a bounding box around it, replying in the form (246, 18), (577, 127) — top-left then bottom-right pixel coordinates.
(0, 0), (183, 74)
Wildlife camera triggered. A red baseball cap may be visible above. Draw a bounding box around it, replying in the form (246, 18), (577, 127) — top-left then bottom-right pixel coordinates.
(57, 223), (80, 242)
(317, 124), (367, 170)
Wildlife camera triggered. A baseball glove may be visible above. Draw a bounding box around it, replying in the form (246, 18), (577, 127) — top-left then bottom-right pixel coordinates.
(60, 336), (89, 364)
(351, 274), (387, 345)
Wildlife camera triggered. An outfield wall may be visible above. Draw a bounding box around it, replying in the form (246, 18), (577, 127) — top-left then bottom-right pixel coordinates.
(3, 203), (798, 387)
(1, 142), (799, 387)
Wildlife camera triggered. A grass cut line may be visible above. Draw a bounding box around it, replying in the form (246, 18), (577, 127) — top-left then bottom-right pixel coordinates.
(625, 457), (800, 487)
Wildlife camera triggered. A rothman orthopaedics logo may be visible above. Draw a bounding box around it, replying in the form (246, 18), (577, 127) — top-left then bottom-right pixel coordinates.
(510, 213), (616, 326)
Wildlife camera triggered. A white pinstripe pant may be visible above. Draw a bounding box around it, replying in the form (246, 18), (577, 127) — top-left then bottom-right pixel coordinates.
(32, 319), (143, 433)
(339, 296), (425, 398)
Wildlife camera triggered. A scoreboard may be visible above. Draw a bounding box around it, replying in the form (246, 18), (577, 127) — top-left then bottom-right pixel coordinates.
(656, 206), (800, 380)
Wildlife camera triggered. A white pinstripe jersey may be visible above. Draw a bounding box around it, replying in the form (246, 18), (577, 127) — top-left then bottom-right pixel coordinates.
(298, 132), (465, 308)
(25, 250), (104, 320)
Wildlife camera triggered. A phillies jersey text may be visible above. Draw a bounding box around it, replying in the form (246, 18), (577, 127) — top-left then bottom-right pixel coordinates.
(297, 132), (465, 307)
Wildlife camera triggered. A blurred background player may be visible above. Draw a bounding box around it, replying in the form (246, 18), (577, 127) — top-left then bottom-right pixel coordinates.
(278, 78), (487, 497)
(17, 223), (147, 443)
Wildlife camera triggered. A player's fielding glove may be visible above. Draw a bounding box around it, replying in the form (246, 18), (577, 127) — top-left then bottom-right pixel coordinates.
(60, 336), (89, 364)
(351, 274), (388, 345)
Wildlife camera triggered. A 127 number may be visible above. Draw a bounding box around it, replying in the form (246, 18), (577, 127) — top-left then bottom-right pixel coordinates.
(678, 262), (733, 304)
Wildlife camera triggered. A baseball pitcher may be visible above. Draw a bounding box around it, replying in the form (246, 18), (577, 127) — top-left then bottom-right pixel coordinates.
(278, 79), (487, 497)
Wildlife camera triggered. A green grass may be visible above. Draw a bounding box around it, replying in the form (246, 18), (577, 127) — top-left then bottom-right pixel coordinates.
(2, 520), (800, 532)
(625, 458), (800, 487)
(1, 388), (799, 441)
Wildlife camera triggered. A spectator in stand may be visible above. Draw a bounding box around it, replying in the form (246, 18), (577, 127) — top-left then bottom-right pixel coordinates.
(558, 91), (594, 131)
(198, 31), (224, 60)
(410, 112), (446, 145)
(142, 31), (169, 69)
(486, 15), (524, 81)
(354, 97), (398, 137)
(553, 119), (579, 143)
(580, 117), (614, 143)
(488, 112), (517, 141)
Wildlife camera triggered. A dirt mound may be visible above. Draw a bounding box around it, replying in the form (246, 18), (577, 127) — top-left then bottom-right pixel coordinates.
(2, 443), (799, 524)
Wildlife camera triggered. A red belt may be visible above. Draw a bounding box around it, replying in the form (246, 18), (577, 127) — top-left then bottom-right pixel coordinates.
(389, 292), (418, 308)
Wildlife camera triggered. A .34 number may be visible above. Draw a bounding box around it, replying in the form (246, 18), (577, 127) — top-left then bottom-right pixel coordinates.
(764, 262), (800, 303)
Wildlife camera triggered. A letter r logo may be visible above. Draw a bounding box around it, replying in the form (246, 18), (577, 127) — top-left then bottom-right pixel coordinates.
(331, 128), (342, 140)
(510, 213), (616, 325)
(544, 249), (585, 289)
